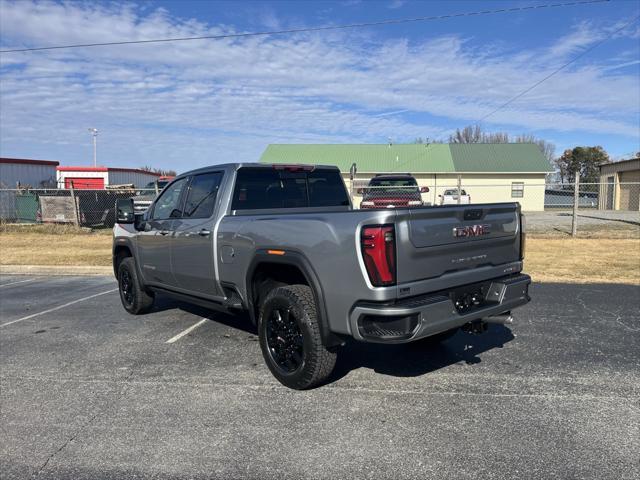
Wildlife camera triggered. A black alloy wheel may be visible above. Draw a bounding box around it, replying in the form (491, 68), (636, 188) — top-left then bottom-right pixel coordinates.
(117, 257), (154, 315)
(258, 284), (337, 390)
(119, 268), (135, 308)
(265, 307), (304, 374)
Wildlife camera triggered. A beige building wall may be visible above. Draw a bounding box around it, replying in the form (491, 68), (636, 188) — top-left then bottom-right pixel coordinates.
(344, 173), (547, 211)
(598, 159), (640, 211)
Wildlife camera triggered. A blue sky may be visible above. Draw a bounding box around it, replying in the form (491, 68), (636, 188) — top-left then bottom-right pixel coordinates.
(0, 0), (638, 173)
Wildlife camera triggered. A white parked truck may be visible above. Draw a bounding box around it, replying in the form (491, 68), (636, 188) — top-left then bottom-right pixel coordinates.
(439, 189), (471, 205)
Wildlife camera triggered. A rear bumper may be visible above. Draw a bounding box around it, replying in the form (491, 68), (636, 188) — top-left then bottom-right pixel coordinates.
(349, 273), (531, 343)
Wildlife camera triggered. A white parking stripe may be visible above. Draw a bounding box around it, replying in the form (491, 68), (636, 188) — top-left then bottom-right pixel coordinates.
(0, 288), (118, 328)
(0, 278), (40, 288)
(165, 318), (209, 344)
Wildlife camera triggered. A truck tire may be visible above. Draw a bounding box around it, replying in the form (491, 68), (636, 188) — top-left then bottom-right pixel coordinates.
(258, 284), (337, 390)
(118, 257), (154, 315)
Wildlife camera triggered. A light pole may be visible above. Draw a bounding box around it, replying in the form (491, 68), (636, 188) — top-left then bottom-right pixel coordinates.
(88, 128), (98, 167)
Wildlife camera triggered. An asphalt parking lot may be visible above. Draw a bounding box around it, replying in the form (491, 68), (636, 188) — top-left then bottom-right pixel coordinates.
(1, 275), (638, 479)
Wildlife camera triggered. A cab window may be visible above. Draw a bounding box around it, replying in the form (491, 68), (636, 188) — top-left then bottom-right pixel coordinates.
(151, 177), (188, 220)
(183, 172), (224, 219)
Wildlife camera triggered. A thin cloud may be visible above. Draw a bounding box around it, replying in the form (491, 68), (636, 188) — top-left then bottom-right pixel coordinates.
(0, 1), (638, 167)
(388, 0), (406, 9)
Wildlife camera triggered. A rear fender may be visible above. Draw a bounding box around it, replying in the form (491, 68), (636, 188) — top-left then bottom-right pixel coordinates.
(246, 250), (343, 348)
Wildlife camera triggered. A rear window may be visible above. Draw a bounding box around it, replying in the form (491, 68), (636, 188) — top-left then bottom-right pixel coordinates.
(443, 189), (467, 195)
(231, 168), (350, 210)
(368, 177), (418, 194)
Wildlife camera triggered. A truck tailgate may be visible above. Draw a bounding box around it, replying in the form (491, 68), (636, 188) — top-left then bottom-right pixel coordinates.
(395, 204), (521, 284)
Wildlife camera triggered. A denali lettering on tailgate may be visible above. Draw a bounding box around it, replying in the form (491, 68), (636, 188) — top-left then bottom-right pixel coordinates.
(453, 224), (491, 238)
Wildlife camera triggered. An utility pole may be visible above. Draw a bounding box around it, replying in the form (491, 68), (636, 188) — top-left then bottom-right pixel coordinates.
(88, 128), (98, 167)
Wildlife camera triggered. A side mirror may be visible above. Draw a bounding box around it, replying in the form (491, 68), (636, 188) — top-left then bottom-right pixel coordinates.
(420, 186), (429, 193)
(116, 198), (135, 224)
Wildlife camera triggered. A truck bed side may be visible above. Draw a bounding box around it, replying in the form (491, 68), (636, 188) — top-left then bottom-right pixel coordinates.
(217, 203), (523, 336)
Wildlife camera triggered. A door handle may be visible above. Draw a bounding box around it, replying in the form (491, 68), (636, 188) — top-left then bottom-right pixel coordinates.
(159, 230), (170, 236)
(198, 229), (211, 237)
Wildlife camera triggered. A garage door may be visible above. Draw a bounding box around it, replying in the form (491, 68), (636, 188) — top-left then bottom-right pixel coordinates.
(64, 177), (104, 189)
(618, 171), (640, 211)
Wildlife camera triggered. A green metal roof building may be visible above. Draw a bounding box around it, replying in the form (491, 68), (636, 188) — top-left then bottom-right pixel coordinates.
(260, 143), (552, 211)
(260, 143), (553, 174)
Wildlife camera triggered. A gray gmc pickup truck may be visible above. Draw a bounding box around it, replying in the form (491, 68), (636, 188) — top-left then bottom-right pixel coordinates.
(113, 163), (530, 389)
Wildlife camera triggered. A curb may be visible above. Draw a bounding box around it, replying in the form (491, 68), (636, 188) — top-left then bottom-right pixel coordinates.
(0, 265), (113, 276)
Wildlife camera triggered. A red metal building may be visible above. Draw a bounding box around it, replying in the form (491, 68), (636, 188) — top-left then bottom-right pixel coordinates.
(56, 166), (161, 189)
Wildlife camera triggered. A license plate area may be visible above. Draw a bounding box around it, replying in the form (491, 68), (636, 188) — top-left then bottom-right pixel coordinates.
(449, 280), (496, 314)
(448, 275), (529, 314)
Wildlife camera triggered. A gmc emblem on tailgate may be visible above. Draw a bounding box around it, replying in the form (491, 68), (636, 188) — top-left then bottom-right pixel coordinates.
(453, 224), (491, 238)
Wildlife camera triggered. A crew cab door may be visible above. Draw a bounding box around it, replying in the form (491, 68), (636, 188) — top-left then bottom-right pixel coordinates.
(138, 177), (188, 286)
(171, 171), (224, 298)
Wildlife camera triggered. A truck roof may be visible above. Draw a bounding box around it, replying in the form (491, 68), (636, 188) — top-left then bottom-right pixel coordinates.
(175, 163), (341, 179)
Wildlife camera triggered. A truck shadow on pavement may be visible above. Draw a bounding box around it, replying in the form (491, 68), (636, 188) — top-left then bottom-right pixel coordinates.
(152, 294), (258, 334)
(330, 325), (514, 382)
(152, 295), (514, 384)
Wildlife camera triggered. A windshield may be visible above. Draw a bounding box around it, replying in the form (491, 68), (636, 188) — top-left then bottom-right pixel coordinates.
(367, 178), (419, 194)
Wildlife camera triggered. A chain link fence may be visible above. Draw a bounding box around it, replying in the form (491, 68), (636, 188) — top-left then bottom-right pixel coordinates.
(0, 188), (158, 228)
(348, 180), (639, 235)
(0, 182), (638, 234)
(349, 182), (637, 208)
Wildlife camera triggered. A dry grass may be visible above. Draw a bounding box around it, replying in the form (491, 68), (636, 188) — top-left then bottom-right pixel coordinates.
(1, 227), (638, 284)
(0, 231), (112, 266)
(0, 223), (111, 235)
(528, 225), (639, 239)
(525, 238), (640, 284)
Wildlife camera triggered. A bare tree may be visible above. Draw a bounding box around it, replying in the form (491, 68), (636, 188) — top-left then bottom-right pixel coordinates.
(448, 125), (557, 179)
(516, 134), (555, 167)
(449, 125), (510, 144)
(140, 165), (177, 177)
(449, 125), (483, 144)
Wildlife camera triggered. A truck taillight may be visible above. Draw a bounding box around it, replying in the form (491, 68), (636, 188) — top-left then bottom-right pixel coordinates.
(361, 225), (396, 287)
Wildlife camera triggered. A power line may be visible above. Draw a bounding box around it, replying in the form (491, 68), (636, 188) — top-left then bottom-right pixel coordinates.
(475, 12), (640, 124)
(390, 13), (640, 171)
(0, 0), (610, 54)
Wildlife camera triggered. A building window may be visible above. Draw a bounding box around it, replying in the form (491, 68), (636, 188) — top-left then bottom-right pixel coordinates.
(511, 182), (524, 198)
